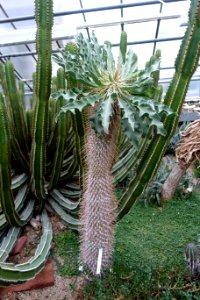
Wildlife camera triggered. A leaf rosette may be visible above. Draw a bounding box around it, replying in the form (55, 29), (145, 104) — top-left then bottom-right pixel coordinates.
(53, 31), (173, 146)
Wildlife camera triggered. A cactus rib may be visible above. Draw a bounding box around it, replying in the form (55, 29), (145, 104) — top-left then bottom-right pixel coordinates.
(0, 93), (30, 227)
(0, 210), (52, 286)
(47, 198), (80, 230)
(0, 227), (21, 262)
(30, 0), (53, 209)
(5, 61), (28, 153)
(50, 189), (79, 211)
(48, 68), (70, 190)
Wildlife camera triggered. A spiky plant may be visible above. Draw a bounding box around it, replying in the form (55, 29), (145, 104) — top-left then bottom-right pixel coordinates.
(53, 32), (173, 275)
(0, 0), (199, 284)
(185, 243), (200, 277)
(53, 0), (200, 276)
(117, 0), (200, 219)
(0, 0), (80, 285)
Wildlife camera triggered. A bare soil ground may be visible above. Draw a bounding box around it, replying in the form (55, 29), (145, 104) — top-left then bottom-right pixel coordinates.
(3, 275), (84, 300)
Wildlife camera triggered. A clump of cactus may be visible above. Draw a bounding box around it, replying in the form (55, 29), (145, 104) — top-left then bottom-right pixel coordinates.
(0, 0), (80, 285)
(0, 0), (199, 285)
(185, 242), (200, 277)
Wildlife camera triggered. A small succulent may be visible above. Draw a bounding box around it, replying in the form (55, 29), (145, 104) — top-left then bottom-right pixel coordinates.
(185, 242), (200, 277)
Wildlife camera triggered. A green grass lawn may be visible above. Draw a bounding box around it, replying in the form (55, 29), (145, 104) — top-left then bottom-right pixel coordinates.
(54, 190), (200, 299)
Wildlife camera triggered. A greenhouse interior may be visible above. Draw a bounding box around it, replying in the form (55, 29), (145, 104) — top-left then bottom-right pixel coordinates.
(0, 0), (199, 299)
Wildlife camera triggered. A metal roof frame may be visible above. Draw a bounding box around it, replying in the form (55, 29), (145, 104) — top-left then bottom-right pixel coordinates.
(0, 0), (199, 97)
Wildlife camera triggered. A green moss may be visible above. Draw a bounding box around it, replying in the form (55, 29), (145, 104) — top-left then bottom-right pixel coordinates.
(53, 230), (80, 276)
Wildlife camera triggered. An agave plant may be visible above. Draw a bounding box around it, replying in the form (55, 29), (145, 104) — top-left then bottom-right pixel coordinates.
(53, 0), (200, 276)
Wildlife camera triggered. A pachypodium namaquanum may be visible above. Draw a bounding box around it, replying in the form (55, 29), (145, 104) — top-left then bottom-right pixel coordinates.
(53, 0), (200, 276)
(53, 32), (171, 275)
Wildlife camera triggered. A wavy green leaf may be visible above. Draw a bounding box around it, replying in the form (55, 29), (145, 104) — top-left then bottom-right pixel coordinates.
(100, 94), (114, 133)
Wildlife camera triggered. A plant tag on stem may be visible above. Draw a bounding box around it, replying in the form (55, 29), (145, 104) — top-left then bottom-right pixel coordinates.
(96, 248), (103, 275)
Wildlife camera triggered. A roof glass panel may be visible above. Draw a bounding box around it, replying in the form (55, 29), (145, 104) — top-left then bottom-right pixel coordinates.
(155, 40), (182, 67)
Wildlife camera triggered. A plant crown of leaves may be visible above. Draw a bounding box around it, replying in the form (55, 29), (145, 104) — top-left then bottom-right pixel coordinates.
(52, 31), (173, 146)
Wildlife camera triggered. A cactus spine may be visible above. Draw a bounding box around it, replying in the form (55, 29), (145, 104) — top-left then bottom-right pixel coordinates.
(80, 107), (119, 275)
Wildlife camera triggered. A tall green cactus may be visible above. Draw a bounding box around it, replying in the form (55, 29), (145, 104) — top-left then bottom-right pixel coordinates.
(5, 61), (28, 154)
(118, 0), (200, 219)
(30, 0), (53, 208)
(0, 0), (82, 287)
(0, 93), (33, 227)
(0, 63), (29, 174)
(48, 68), (70, 190)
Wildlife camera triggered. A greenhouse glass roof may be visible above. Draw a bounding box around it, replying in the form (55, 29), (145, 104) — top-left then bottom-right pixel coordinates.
(0, 0), (199, 102)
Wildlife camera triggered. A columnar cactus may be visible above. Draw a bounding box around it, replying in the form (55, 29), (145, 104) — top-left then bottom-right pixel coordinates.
(30, 0), (53, 208)
(48, 67), (70, 190)
(118, 0), (200, 219)
(0, 0), (55, 285)
(0, 93), (32, 227)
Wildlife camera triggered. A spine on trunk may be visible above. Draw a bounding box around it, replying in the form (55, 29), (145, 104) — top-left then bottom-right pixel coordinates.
(80, 108), (118, 275)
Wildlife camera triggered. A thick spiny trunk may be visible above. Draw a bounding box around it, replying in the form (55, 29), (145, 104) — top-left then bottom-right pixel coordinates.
(80, 110), (118, 276)
(161, 161), (189, 200)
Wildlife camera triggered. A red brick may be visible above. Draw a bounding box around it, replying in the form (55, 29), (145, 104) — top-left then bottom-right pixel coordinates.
(11, 236), (27, 255)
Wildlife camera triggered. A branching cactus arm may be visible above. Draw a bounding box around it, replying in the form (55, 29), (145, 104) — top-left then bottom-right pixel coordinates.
(5, 61), (28, 154)
(48, 68), (70, 190)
